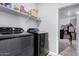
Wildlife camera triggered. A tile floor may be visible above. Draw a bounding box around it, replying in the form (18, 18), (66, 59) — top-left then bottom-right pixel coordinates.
(59, 39), (77, 56)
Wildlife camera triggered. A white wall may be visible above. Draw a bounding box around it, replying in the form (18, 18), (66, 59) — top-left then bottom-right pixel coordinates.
(76, 14), (79, 56)
(37, 3), (58, 54)
(37, 3), (73, 54)
(0, 3), (39, 31)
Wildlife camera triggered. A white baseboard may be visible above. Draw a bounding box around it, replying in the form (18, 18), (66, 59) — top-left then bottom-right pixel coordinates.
(48, 51), (62, 56)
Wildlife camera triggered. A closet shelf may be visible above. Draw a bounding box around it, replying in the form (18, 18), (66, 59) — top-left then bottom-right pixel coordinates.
(0, 5), (41, 22)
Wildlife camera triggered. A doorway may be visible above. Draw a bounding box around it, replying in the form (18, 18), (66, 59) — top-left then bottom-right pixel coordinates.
(58, 4), (78, 56)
